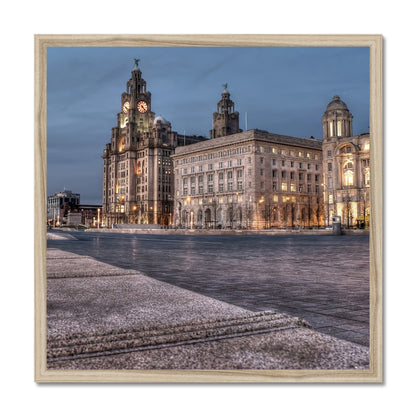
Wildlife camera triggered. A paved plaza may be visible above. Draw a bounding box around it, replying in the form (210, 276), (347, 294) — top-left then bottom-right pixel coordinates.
(48, 231), (369, 346)
(46, 244), (369, 370)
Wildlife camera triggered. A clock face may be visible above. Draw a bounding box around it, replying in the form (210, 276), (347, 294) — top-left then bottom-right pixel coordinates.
(122, 101), (130, 114)
(137, 100), (148, 113)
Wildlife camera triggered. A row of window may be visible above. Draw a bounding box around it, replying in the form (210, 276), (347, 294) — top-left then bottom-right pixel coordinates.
(178, 146), (320, 165)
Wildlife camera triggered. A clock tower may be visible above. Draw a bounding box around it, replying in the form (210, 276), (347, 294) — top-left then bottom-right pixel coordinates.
(102, 60), (178, 227)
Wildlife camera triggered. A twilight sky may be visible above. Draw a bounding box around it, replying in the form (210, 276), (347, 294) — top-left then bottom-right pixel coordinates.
(47, 46), (369, 204)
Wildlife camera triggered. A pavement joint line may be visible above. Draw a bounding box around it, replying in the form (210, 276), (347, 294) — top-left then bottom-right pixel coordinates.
(47, 324), (307, 362)
(47, 313), (311, 359)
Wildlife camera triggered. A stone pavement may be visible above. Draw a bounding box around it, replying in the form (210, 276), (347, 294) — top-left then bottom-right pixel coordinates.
(46, 248), (369, 370)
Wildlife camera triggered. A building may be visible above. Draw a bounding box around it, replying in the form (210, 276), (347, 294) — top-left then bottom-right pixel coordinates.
(77, 204), (102, 227)
(172, 88), (325, 229)
(101, 60), (206, 227)
(47, 189), (80, 226)
(321, 95), (370, 228)
(47, 190), (102, 227)
(101, 62), (370, 230)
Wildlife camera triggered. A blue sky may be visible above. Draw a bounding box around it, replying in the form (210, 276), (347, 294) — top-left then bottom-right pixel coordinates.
(47, 46), (369, 204)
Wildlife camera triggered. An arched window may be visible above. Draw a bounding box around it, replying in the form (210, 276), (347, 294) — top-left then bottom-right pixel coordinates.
(343, 161), (354, 186)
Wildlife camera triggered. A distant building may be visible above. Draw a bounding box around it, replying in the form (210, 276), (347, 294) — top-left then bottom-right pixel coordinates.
(47, 190), (102, 227)
(47, 190), (80, 226)
(77, 204), (102, 227)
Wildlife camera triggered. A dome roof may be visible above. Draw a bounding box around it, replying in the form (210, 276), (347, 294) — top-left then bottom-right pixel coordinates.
(153, 115), (169, 125)
(326, 95), (349, 111)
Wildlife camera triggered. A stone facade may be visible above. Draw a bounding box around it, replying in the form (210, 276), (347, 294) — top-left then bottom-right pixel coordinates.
(102, 61), (207, 227)
(101, 62), (370, 230)
(321, 96), (370, 228)
(172, 130), (324, 229)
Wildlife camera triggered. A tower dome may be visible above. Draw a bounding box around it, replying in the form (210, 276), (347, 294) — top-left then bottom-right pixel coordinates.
(321, 95), (353, 139)
(325, 95), (349, 112)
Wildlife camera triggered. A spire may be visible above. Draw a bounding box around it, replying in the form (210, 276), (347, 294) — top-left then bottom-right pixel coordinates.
(133, 58), (140, 71)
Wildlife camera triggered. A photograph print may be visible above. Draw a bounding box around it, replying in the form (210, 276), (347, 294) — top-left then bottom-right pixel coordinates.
(36, 35), (382, 382)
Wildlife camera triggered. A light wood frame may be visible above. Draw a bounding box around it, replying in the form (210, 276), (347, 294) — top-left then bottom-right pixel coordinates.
(35, 34), (383, 383)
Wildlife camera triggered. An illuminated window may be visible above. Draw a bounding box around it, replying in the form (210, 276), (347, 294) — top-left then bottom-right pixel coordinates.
(329, 122), (334, 136)
(282, 182), (287, 191)
(345, 171), (354, 185)
(364, 169), (370, 186)
(337, 120), (343, 136)
(329, 194), (333, 204)
(290, 183), (296, 192)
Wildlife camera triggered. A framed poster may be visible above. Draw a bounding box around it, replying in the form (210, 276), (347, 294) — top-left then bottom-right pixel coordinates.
(35, 34), (382, 382)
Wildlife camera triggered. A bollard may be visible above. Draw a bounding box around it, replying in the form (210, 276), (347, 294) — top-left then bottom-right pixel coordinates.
(332, 215), (342, 235)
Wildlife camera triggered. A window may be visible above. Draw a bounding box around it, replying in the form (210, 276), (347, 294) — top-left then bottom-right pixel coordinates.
(282, 160), (285, 167)
(228, 182), (233, 191)
(290, 183), (296, 192)
(260, 169), (264, 176)
(260, 157), (264, 164)
(337, 120), (343, 136)
(208, 173), (214, 182)
(328, 163), (332, 172)
(327, 150), (332, 157)
(272, 158), (277, 166)
(290, 161), (294, 168)
(272, 182), (277, 191)
(208, 184), (214, 193)
(228, 160), (232, 167)
(219, 172), (224, 181)
(227, 171), (233, 180)
(219, 183), (224, 192)
(282, 182), (287, 191)
(329, 194), (333, 204)
(237, 170), (243, 178)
